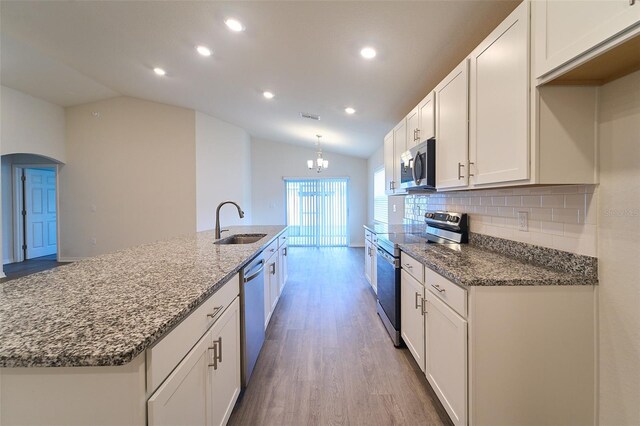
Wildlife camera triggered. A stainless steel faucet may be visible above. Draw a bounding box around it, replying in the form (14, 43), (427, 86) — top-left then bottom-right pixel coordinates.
(215, 201), (245, 239)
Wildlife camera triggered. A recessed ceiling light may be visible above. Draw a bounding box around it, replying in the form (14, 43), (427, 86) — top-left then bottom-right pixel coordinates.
(263, 91), (275, 99)
(196, 45), (212, 57)
(345, 107), (356, 115)
(225, 18), (245, 32)
(153, 67), (166, 76)
(360, 47), (377, 59)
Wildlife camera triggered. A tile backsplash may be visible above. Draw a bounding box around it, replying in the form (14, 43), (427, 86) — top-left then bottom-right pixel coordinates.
(404, 185), (597, 257)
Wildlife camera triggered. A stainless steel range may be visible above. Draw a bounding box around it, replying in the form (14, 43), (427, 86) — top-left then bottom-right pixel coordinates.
(375, 211), (468, 346)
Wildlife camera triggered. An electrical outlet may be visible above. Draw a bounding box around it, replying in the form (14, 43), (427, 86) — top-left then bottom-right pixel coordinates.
(517, 211), (528, 232)
(393, 204), (397, 213)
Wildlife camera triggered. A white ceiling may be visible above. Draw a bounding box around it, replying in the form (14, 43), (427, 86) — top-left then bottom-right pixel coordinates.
(0, 1), (518, 158)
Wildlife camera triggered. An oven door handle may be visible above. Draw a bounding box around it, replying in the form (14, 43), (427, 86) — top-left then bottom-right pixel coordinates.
(377, 247), (399, 267)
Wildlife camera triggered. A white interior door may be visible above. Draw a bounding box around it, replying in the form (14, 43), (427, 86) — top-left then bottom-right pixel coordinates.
(24, 168), (57, 259)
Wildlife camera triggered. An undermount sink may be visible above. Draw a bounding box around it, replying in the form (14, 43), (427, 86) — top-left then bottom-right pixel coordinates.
(214, 233), (267, 245)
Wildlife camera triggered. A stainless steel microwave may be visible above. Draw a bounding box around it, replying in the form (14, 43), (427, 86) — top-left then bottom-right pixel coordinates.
(399, 138), (435, 190)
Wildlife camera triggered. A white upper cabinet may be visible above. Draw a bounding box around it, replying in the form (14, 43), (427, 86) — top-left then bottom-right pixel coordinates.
(435, 60), (469, 190)
(393, 119), (408, 193)
(469, 1), (529, 186)
(406, 91), (435, 150)
(383, 130), (395, 195)
(534, 0), (640, 79)
(382, 119), (407, 195)
(417, 91), (435, 142)
(406, 106), (420, 149)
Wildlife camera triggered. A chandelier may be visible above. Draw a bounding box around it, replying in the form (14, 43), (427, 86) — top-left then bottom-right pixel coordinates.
(307, 134), (329, 173)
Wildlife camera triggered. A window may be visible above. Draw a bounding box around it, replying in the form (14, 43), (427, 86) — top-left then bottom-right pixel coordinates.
(285, 178), (349, 247)
(374, 167), (387, 223)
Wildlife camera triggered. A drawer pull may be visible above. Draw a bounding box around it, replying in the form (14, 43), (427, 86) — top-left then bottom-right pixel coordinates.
(404, 263), (413, 269)
(207, 305), (224, 319)
(431, 284), (446, 293)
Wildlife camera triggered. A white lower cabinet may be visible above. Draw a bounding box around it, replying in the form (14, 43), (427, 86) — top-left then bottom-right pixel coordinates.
(279, 243), (288, 294)
(400, 269), (425, 372)
(209, 298), (241, 426)
(424, 289), (467, 426)
(148, 297), (241, 426)
(264, 240), (280, 329)
(364, 229), (377, 293)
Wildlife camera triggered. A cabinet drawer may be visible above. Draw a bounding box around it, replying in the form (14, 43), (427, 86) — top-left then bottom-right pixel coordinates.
(278, 230), (288, 247)
(425, 268), (466, 318)
(146, 274), (240, 394)
(265, 238), (278, 259)
(401, 252), (424, 284)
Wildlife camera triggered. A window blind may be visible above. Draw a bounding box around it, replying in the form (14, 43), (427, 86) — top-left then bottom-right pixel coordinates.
(374, 167), (388, 223)
(285, 178), (349, 247)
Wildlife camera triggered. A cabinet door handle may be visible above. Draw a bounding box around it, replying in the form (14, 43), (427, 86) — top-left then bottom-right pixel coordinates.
(415, 292), (423, 312)
(422, 299), (428, 314)
(207, 305), (224, 320)
(630, 0), (635, 5)
(270, 263), (276, 275)
(208, 337), (222, 369)
(457, 162), (465, 180)
(469, 161), (475, 177)
(416, 128), (420, 141)
(431, 284), (446, 293)
(283, 247), (287, 256)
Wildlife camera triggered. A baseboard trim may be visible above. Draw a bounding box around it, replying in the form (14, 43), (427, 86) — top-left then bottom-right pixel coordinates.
(57, 257), (87, 262)
(3, 257), (14, 265)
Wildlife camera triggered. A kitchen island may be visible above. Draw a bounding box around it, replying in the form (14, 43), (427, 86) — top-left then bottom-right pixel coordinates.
(0, 225), (287, 425)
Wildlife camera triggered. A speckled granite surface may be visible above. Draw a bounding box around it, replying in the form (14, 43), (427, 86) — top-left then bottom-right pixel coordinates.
(399, 233), (598, 287)
(0, 226), (286, 368)
(364, 224), (597, 287)
(468, 233), (597, 278)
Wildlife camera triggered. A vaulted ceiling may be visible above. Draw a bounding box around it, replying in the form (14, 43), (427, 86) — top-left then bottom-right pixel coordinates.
(1, 1), (519, 158)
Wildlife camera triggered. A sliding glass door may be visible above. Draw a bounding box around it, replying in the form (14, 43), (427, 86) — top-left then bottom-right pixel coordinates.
(285, 178), (349, 247)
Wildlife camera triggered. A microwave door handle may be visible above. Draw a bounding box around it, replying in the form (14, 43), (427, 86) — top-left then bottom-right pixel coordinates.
(412, 152), (422, 184)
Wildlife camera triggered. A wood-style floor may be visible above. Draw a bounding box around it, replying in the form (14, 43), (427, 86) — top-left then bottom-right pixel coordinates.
(229, 247), (452, 426)
(1, 254), (69, 282)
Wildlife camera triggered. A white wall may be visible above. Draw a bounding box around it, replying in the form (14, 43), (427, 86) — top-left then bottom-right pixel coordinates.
(250, 137), (367, 246)
(367, 145), (383, 224)
(0, 85), (66, 163)
(195, 112), (252, 231)
(1, 86), (66, 272)
(597, 70), (640, 426)
(61, 97), (196, 259)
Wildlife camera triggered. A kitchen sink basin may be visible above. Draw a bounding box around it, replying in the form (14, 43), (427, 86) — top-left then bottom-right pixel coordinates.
(214, 233), (267, 245)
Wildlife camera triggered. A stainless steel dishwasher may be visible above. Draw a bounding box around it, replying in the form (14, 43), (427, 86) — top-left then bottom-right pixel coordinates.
(239, 253), (265, 388)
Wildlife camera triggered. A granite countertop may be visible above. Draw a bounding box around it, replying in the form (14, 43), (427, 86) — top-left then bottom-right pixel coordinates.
(399, 234), (598, 287)
(0, 225), (286, 368)
(364, 223), (597, 287)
